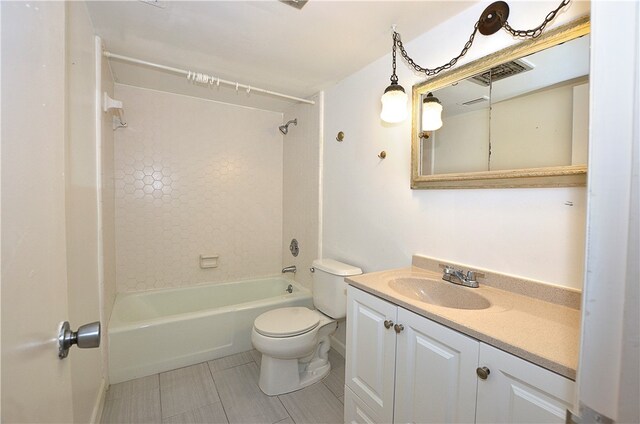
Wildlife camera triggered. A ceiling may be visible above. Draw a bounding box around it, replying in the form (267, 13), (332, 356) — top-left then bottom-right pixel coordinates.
(86, 0), (476, 112)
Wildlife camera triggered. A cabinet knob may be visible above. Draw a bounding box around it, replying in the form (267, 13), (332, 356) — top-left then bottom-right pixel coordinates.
(476, 366), (491, 380)
(394, 323), (404, 334)
(384, 320), (394, 329)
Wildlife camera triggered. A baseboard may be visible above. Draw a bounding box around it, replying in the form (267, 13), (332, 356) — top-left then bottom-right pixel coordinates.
(330, 334), (345, 358)
(90, 378), (108, 423)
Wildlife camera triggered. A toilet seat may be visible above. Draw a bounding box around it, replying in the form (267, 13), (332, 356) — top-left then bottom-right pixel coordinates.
(254, 307), (320, 338)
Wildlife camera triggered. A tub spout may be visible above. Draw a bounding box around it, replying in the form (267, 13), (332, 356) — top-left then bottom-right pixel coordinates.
(282, 265), (296, 274)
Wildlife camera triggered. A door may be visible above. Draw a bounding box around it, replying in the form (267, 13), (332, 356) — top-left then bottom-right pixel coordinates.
(475, 343), (574, 424)
(394, 308), (479, 424)
(571, 1), (640, 423)
(1, 2), (74, 421)
(345, 286), (397, 423)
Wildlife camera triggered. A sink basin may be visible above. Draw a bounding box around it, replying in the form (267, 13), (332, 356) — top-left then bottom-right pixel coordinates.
(388, 277), (491, 310)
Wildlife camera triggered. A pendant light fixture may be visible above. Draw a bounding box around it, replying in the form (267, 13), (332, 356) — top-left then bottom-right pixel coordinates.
(380, 31), (407, 123)
(382, 0), (572, 127)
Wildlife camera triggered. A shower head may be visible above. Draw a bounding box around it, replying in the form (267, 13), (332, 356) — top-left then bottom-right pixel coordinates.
(279, 118), (297, 135)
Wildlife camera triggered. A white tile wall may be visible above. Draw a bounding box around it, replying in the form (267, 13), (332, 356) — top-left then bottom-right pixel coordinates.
(281, 94), (322, 290)
(114, 85), (283, 292)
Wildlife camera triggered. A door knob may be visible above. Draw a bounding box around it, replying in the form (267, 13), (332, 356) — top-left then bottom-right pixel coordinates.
(384, 320), (394, 329)
(58, 321), (101, 359)
(394, 323), (404, 334)
(476, 366), (491, 380)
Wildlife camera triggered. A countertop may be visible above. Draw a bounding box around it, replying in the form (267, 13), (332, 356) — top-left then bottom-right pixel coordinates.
(346, 266), (581, 380)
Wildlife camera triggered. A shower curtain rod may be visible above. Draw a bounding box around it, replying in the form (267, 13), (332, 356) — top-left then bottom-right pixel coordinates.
(103, 51), (316, 105)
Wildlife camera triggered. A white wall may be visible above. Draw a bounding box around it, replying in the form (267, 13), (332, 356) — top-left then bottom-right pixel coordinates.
(65, 2), (104, 420)
(429, 108), (490, 174)
(491, 82), (579, 170)
(323, 0), (590, 289)
(572, 83), (589, 165)
(113, 85), (284, 292)
(281, 94), (322, 290)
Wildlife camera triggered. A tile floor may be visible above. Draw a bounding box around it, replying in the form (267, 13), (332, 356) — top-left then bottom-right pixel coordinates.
(101, 349), (345, 424)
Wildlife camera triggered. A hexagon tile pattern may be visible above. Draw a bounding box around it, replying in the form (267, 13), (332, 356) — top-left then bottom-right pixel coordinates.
(113, 84), (284, 292)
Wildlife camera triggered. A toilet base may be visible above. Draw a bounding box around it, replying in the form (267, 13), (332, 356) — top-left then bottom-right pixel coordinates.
(258, 335), (332, 396)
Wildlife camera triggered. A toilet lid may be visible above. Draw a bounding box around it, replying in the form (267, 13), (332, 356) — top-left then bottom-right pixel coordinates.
(254, 307), (320, 338)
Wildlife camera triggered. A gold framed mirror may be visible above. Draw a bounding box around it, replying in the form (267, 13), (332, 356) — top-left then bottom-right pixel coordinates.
(411, 16), (590, 189)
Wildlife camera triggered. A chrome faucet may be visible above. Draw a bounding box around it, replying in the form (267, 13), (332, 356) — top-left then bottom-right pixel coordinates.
(282, 265), (297, 274)
(442, 265), (481, 288)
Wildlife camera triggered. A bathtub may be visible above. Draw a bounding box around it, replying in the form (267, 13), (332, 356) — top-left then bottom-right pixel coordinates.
(108, 277), (313, 384)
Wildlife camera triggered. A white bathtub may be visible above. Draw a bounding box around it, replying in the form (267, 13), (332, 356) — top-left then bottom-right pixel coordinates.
(108, 277), (313, 384)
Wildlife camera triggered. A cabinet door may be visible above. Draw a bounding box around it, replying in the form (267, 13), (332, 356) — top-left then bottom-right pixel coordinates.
(476, 343), (575, 424)
(345, 386), (380, 424)
(346, 286), (398, 423)
(394, 308), (480, 423)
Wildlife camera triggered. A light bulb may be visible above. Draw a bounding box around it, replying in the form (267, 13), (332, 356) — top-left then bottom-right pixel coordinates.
(422, 93), (443, 131)
(380, 84), (408, 123)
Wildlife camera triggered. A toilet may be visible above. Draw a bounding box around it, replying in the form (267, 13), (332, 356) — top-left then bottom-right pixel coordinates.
(251, 258), (362, 395)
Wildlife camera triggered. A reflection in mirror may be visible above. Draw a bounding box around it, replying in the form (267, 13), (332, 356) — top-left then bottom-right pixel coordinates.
(418, 31), (590, 178)
(421, 73), (491, 175)
(489, 35), (589, 171)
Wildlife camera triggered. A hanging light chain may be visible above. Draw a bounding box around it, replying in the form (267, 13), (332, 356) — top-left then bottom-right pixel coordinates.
(390, 32), (399, 84)
(394, 22), (479, 77)
(503, 0), (571, 38)
(392, 0), (572, 78)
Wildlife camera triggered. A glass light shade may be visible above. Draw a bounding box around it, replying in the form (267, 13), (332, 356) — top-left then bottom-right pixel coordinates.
(380, 85), (408, 123)
(422, 97), (443, 131)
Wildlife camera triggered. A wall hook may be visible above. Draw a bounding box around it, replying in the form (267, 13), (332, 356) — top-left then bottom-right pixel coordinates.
(336, 131), (345, 142)
(378, 151), (387, 159)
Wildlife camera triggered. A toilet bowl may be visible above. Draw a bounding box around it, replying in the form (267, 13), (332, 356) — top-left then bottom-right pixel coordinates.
(251, 307), (337, 395)
(251, 259), (362, 395)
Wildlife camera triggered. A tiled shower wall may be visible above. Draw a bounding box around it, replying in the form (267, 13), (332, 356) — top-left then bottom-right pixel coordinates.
(281, 94), (322, 290)
(114, 85), (283, 292)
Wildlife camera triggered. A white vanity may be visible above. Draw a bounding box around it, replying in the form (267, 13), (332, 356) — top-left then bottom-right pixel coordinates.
(343, 256), (580, 424)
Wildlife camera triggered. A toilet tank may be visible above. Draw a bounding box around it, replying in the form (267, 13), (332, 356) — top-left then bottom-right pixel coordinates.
(312, 258), (362, 319)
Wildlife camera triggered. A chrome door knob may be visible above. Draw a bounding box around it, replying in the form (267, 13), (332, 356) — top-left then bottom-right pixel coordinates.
(58, 321), (101, 359)
(476, 366), (491, 380)
(394, 323), (405, 334)
(384, 320), (394, 329)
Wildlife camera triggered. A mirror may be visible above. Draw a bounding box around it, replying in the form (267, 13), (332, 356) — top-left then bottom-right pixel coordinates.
(411, 16), (589, 189)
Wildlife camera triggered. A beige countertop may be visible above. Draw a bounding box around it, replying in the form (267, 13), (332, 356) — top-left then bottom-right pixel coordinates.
(346, 265), (581, 380)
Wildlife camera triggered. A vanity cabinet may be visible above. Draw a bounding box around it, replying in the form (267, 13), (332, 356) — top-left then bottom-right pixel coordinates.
(475, 343), (574, 423)
(344, 286), (574, 424)
(344, 285), (398, 423)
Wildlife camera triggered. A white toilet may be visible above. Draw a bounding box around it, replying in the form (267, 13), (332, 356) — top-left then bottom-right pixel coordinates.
(251, 258), (362, 396)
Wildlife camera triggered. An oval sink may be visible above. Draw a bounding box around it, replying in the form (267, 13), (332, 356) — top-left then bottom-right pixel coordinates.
(388, 277), (491, 310)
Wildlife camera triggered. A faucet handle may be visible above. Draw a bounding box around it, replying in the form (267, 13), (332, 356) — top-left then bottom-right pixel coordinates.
(465, 270), (485, 281)
(442, 265), (455, 274)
